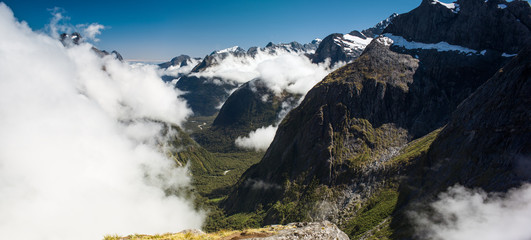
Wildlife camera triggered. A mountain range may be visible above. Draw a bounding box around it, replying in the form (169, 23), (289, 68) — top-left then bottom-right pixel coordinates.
(152, 0), (531, 239)
(171, 0), (530, 239)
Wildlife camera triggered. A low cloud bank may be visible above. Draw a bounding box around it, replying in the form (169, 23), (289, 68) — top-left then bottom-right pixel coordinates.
(235, 125), (278, 151)
(192, 49), (339, 96)
(411, 184), (531, 240)
(0, 3), (202, 240)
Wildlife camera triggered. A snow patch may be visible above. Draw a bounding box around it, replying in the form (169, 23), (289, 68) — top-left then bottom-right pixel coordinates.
(431, 0), (459, 13)
(498, 4), (507, 9)
(383, 34), (479, 54)
(377, 36), (394, 46)
(213, 46), (242, 54)
(502, 53), (517, 57)
(334, 33), (373, 55)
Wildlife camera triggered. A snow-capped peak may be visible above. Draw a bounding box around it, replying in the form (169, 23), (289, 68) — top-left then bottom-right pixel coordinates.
(212, 46), (244, 55)
(375, 13), (398, 29)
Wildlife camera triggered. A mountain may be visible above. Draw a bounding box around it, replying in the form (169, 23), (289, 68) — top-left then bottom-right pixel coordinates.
(193, 79), (302, 152)
(193, 40), (320, 72)
(158, 54), (202, 69)
(311, 13), (397, 66)
(385, 0), (530, 54)
(223, 0), (530, 238)
(175, 75), (238, 117)
(361, 13), (398, 38)
(60, 32), (123, 61)
(164, 40), (320, 117)
(388, 44), (531, 239)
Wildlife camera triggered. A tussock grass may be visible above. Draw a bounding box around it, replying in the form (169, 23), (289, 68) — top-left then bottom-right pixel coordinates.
(103, 225), (294, 240)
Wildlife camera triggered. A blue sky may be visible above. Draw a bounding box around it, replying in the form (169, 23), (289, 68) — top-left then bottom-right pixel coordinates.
(2, 0), (422, 61)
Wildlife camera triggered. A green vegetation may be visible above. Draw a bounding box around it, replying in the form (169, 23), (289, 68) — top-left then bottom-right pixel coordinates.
(165, 122), (266, 233)
(182, 115), (217, 134)
(387, 128), (442, 167)
(331, 117), (408, 168)
(204, 208), (266, 232)
(344, 188), (399, 239)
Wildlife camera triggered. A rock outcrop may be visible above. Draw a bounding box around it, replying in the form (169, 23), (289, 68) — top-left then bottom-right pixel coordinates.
(249, 221), (349, 240)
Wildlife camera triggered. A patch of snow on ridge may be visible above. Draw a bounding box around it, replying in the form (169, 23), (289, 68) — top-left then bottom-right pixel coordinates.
(376, 36), (394, 46)
(502, 53), (517, 57)
(334, 34), (373, 54)
(498, 4), (507, 9)
(431, 0), (460, 13)
(213, 46), (243, 55)
(382, 34), (480, 54)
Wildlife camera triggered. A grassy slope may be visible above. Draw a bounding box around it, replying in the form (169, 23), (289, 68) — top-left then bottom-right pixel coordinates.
(342, 128), (442, 239)
(104, 225), (294, 240)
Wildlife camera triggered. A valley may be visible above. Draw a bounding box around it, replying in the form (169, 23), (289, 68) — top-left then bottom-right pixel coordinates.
(0, 0), (529, 239)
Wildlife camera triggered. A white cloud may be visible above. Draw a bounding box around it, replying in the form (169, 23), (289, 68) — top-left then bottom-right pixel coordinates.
(45, 7), (106, 42)
(411, 184), (531, 240)
(80, 23), (105, 42)
(159, 58), (202, 78)
(192, 48), (340, 96)
(0, 3), (202, 240)
(235, 125), (278, 151)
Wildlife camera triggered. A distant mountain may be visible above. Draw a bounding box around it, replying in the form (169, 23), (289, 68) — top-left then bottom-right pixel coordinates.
(174, 75), (238, 117)
(158, 55), (202, 69)
(162, 40), (320, 117)
(60, 32), (123, 61)
(361, 13), (398, 38)
(311, 13), (397, 66)
(193, 79), (301, 152)
(192, 40), (320, 72)
(223, 1), (530, 239)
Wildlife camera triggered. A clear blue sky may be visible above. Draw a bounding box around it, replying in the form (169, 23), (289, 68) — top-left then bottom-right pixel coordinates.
(2, 0), (422, 61)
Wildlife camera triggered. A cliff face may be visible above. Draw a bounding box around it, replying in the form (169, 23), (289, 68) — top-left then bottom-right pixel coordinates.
(212, 80), (299, 129)
(385, 0), (531, 53)
(223, 0), (531, 233)
(416, 46), (531, 193)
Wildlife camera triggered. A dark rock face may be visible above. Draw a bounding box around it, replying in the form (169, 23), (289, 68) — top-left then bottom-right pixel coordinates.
(417, 46), (531, 193)
(385, 0), (531, 53)
(213, 79), (300, 129)
(111, 50), (123, 61)
(311, 33), (352, 65)
(158, 55), (192, 69)
(175, 75), (238, 116)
